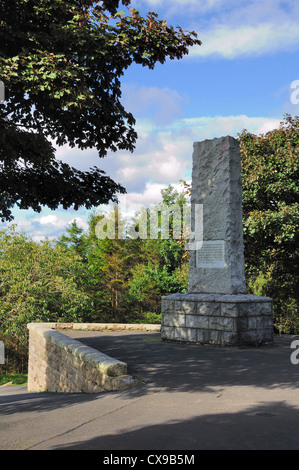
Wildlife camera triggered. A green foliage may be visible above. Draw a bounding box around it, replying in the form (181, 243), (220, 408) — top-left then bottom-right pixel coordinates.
(0, 0), (201, 221)
(3, 114), (299, 376)
(56, 220), (87, 261)
(0, 330), (28, 374)
(0, 117), (126, 222)
(77, 182), (190, 321)
(126, 311), (161, 325)
(0, 374), (27, 386)
(239, 114), (299, 334)
(159, 239), (186, 272)
(127, 262), (187, 314)
(0, 226), (94, 344)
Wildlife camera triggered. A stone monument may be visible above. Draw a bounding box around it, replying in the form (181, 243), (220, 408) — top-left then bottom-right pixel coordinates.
(161, 136), (274, 347)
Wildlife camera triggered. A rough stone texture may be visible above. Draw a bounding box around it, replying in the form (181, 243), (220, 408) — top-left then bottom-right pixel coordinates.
(161, 294), (273, 347)
(161, 136), (274, 347)
(189, 136), (246, 295)
(27, 323), (138, 393)
(42, 322), (161, 332)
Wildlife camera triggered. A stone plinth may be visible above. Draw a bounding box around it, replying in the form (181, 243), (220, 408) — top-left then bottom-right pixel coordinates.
(161, 293), (273, 347)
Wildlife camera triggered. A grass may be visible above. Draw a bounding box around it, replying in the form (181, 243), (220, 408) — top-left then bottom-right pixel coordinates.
(0, 374), (28, 386)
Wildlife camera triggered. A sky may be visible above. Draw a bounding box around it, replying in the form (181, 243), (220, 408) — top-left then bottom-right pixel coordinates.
(3, 0), (299, 241)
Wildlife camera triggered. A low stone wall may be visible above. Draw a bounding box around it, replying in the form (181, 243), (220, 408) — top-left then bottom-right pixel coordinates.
(27, 323), (160, 393)
(55, 322), (161, 332)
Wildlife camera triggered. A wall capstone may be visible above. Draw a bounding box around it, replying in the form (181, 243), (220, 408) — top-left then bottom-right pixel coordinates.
(27, 323), (160, 393)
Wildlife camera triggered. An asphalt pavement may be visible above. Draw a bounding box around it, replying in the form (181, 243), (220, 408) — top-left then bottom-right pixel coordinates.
(1, 331), (299, 451)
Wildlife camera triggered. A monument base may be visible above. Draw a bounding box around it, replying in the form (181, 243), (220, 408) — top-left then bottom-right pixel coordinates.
(161, 293), (273, 347)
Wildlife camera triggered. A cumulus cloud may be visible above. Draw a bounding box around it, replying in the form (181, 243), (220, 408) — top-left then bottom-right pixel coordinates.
(255, 120), (281, 135)
(181, 115), (281, 138)
(37, 214), (68, 228)
(120, 182), (168, 207)
(7, 114), (281, 241)
(133, 0), (225, 17)
(148, 154), (186, 180)
(35, 214), (89, 232)
(54, 114), (281, 194)
(133, 0), (299, 59)
(6, 210), (91, 242)
(117, 141), (189, 187)
(116, 181), (190, 222)
(190, 22), (299, 59)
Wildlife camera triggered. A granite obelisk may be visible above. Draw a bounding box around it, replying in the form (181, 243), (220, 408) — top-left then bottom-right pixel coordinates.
(161, 136), (273, 346)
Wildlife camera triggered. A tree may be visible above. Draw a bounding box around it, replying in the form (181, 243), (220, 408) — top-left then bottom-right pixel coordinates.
(126, 182), (190, 315)
(0, 226), (94, 344)
(238, 115), (299, 333)
(0, 0), (201, 221)
(127, 262), (187, 315)
(56, 219), (87, 260)
(81, 207), (140, 321)
(158, 182), (190, 273)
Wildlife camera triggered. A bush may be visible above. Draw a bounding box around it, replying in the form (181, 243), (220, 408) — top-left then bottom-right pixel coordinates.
(239, 115), (299, 333)
(0, 227), (94, 346)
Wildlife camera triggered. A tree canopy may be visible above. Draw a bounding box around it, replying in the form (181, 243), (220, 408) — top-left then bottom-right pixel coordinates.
(0, 0), (201, 221)
(0, 183), (190, 355)
(239, 114), (299, 333)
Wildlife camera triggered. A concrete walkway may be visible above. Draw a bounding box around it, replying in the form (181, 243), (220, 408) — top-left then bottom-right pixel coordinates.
(1, 332), (299, 450)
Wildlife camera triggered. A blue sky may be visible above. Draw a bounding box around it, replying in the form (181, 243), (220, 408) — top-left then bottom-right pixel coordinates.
(3, 0), (299, 241)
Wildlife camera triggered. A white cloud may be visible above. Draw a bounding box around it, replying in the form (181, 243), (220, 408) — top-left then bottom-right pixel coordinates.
(120, 182), (166, 208)
(31, 235), (56, 243)
(6, 211), (91, 243)
(134, 0), (225, 16)
(53, 114), (282, 194)
(35, 214), (89, 232)
(149, 154), (186, 180)
(8, 114), (283, 241)
(122, 84), (187, 126)
(37, 214), (68, 228)
(132, 0), (299, 59)
(255, 120), (281, 135)
(120, 166), (140, 180)
(69, 217), (89, 231)
(118, 147), (188, 187)
(190, 22), (299, 59)
(14, 220), (32, 229)
(117, 181), (188, 220)
(180, 115), (281, 138)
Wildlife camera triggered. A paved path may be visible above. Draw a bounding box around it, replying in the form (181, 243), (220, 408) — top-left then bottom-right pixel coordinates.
(1, 332), (299, 450)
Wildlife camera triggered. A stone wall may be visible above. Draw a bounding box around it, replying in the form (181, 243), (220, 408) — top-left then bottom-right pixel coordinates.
(27, 323), (160, 393)
(161, 293), (273, 347)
